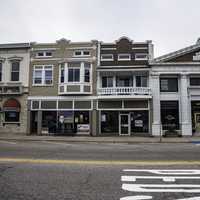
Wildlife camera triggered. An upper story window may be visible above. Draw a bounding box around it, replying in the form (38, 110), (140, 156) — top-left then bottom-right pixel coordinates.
(160, 77), (178, 92)
(101, 54), (114, 61)
(118, 54), (131, 61)
(0, 62), (2, 82)
(84, 63), (90, 83)
(74, 50), (90, 57)
(116, 76), (133, 87)
(60, 64), (65, 83)
(102, 76), (113, 88)
(11, 61), (20, 81)
(136, 76), (147, 87)
(190, 77), (200, 86)
(135, 53), (148, 60)
(68, 68), (80, 82)
(33, 65), (53, 85)
(36, 51), (52, 58)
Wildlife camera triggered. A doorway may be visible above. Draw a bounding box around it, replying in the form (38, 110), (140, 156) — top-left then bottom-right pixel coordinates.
(195, 113), (200, 133)
(119, 113), (130, 136)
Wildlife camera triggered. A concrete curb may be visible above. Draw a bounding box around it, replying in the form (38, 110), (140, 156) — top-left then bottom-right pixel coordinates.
(0, 136), (199, 144)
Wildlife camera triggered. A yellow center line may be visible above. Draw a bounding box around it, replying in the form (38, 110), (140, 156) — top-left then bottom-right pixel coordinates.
(0, 158), (200, 165)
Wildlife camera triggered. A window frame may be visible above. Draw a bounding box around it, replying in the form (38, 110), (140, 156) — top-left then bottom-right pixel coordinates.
(101, 54), (114, 61)
(190, 77), (200, 86)
(36, 51), (53, 58)
(73, 50), (91, 57)
(118, 53), (131, 61)
(68, 67), (80, 83)
(33, 65), (53, 86)
(135, 53), (148, 61)
(11, 61), (20, 82)
(136, 76), (148, 87)
(160, 77), (178, 93)
(102, 76), (113, 88)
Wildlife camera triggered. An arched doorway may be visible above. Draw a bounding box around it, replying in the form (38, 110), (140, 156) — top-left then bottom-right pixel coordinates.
(3, 99), (21, 123)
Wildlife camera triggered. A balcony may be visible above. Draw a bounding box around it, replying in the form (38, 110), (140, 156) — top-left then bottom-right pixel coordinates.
(0, 82), (23, 95)
(58, 83), (92, 95)
(98, 87), (152, 97)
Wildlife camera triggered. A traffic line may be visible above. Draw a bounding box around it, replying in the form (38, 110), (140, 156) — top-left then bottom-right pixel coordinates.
(0, 158), (200, 165)
(0, 140), (17, 145)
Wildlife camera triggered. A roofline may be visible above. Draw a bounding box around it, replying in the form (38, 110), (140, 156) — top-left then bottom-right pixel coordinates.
(0, 43), (31, 49)
(153, 42), (200, 63)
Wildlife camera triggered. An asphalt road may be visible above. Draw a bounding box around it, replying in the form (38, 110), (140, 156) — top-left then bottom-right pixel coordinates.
(0, 140), (200, 200)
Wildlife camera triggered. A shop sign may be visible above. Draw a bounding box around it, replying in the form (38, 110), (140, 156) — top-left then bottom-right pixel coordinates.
(77, 124), (90, 132)
(135, 120), (143, 127)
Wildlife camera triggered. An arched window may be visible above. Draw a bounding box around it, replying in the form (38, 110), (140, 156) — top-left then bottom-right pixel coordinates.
(3, 99), (21, 122)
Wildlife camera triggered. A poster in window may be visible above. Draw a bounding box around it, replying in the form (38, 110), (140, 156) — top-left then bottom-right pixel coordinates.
(101, 114), (106, 122)
(135, 120), (143, 127)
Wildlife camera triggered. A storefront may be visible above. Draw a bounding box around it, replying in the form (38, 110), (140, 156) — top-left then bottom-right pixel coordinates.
(29, 99), (92, 136)
(98, 99), (150, 136)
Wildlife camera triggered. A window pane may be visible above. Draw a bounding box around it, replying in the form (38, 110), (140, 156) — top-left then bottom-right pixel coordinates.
(5, 111), (20, 122)
(60, 68), (64, 83)
(160, 78), (178, 92)
(45, 70), (52, 84)
(116, 76), (132, 87)
(11, 72), (19, 81)
(74, 51), (81, 56)
(190, 78), (200, 86)
(46, 52), (52, 57)
(74, 69), (80, 82)
(136, 76), (147, 87)
(84, 68), (90, 82)
(136, 76), (141, 87)
(34, 70), (42, 84)
(68, 69), (73, 82)
(12, 62), (19, 71)
(83, 51), (90, 56)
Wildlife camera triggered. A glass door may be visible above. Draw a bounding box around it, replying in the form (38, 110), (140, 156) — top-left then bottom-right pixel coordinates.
(119, 113), (130, 136)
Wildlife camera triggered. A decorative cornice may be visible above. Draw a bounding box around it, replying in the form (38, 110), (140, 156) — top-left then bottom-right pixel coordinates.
(8, 56), (23, 61)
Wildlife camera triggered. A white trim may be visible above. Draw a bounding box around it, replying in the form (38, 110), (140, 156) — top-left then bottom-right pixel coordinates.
(66, 46), (96, 50)
(97, 68), (150, 72)
(31, 58), (61, 61)
(118, 53), (131, 61)
(32, 48), (58, 51)
(119, 113), (131, 136)
(35, 51), (53, 58)
(73, 50), (91, 57)
(101, 54), (114, 61)
(32, 65), (54, 86)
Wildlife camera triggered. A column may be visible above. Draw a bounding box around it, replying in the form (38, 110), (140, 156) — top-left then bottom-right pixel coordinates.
(150, 74), (161, 136)
(180, 74), (192, 136)
(37, 110), (42, 135)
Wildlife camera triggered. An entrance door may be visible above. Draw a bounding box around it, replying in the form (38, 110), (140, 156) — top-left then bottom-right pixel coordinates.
(195, 113), (200, 132)
(119, 114), (130, 136)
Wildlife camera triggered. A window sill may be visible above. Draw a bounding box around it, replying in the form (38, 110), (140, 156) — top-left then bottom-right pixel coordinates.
(32, 84), (53, 87)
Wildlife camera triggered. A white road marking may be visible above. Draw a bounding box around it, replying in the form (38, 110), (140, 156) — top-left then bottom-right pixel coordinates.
(120, 196), (152, 200)
(121, 176), (200, 182)
(40, 141), (74, 146)
(122, 184), (200, 193)
(177, 197), (200, 200)
(123, 169), (200, 175)
(0, 140), (17, 145)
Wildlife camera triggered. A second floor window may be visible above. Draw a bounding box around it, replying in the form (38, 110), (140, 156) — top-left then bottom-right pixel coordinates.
(68, 68), (80, 82)
(118, 54), (131, 61)
(160, 77), (178, 92)
(102, 77), (113, 88)
(11, 61), (20, 81)
(33, 65), (53, 85)
(190, 77), (200, 86)
(0, 63), (2, 82)
(136, 76), (147, 87)
(60, 64), (65, 83)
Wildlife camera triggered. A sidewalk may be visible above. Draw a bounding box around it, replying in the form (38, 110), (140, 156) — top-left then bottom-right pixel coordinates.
(0, 135), (200, 143)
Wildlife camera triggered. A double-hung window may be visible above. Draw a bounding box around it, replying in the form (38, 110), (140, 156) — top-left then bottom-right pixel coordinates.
(102, 77), (113, 88)
(11, 61), (20, 81)
(33, 65), (53, 85)
(0, 63), (2, 82)
(60, 64), (65, 83)
(118, 54), (131, 61)
(190, 77), (200, 86)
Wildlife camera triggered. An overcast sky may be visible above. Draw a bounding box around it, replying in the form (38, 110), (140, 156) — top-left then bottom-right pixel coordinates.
(1, 0), (200, 57)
